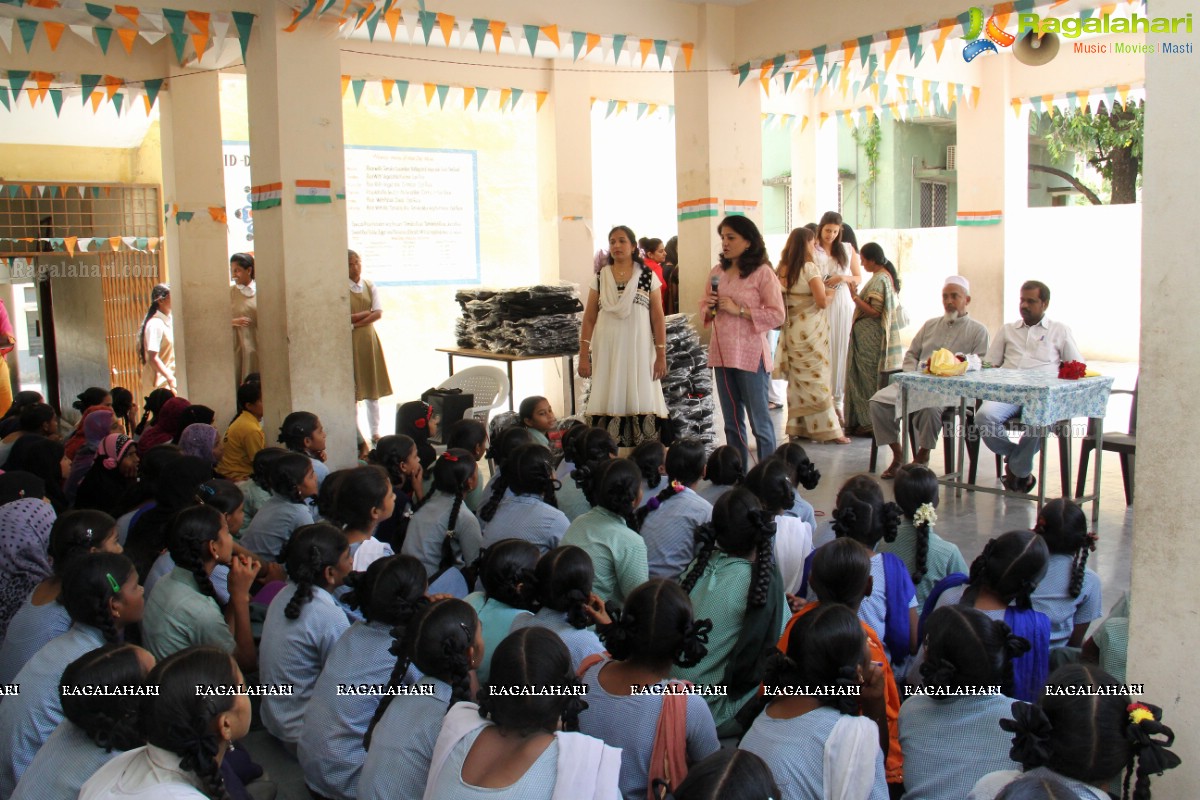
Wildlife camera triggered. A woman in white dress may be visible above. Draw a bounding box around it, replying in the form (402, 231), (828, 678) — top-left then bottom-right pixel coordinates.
(579, 226), (669, 449)
(813, 211), (862, 424)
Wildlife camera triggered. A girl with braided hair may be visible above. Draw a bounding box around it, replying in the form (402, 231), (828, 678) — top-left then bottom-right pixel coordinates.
(919, 531), (1051, 703)
(299, 555), (431, 800)
(772, 441), (820, 529)
(81, 646), (252, 800)
(477, 426), (534, 524)
(445, 418), (489, 513)
(13, 643), (153, 800)
(739, 603), (889, 800)
(278, 411), (330, 487)
(142, 505), (258, 671)
(0, 553), (144, 797)
(638, 438), (713, 581)
(481, 444), (569, 553)
(402, 448), (482, 578)
(510, 545), (609, 673)
(675, 488), (785, 736)
(631, 439), (668, 507)
(258, 523), (352, 750)
(367, 434), (423, 547)
(322, 466), (396, 571)
(746, 457), (813, 595)
(553, 420), (588, 484)
(465, 539), (537, 682)
(696, 445), (743, 505)
(1029, 499), (1102, 651)
(425, 626), (622, 800)
(805, 474), (916, 670)
(359, 597), (483, 800)
(970, 664), (1182, 800)
(900, 605), (1029, 800)
(0, 509), (120, 684)
(557, 426), (617, 521)
(561, 458), (649, 604)
(241, 451), (319, 563)
(577, 579), (720, 799)
(879, 463), (968, 605)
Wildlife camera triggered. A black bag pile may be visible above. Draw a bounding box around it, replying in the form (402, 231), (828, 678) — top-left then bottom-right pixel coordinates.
(662, 314), (716, 447)
(454, 286), (582, 355)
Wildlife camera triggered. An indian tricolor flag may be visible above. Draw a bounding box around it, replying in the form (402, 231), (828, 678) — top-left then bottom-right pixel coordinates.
(249, 182), (282, 211)
(295, 179), (333, 205)
(677, 197), (719, 222)
(956, 210), (1002, 227)
(723, 199), (758, 217)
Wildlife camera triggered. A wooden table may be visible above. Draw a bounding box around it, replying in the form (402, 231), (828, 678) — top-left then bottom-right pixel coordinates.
(436, 347), (578, 415)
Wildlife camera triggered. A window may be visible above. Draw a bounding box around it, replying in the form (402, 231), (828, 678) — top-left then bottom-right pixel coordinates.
(919, 181), (948, 227)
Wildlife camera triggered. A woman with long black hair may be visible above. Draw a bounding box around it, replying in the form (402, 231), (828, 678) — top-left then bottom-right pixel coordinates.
(139, 284), (175, 398)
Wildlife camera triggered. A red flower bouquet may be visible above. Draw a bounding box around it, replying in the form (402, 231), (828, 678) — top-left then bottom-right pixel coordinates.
(1058, 360), (1087, 380)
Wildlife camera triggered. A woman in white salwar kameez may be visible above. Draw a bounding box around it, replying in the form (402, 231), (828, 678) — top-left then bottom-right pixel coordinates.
(813, 211), (862, 425)
(579, 226), (670, 449)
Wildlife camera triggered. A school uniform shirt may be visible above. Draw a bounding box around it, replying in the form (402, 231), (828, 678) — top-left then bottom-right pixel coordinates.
(241, 493), (318, 562)
(77, 745), (207, 800)
(561, 507), (648, 605)
(739, 706), (888, 800)
(0, 594), (70, 684)
(634, 476), (669, 509)
(640, 487), (712, 580)
(298, 620), (398, 800)
(577, 659), (720, 800)
(899, 694), (1020, 800)
(694, 481), (734, 506)
(401, 491), (483, 577)
(12, 720), (123, 800)
(481, 493), (569, 553)
(809, 552), (918, 666)
(985, 317), (1083, 376)
(145, 553), (231, 606)
(785, 493), (817, 530)
(358, 676), (454, 800)
(217, 411), (265, 483)
(877, 521), (969, 606)
(527, 428), (551, 448)
(968, 766), (1111, 800)
(425, 725), (560, 800)
(555, 475), (592, 522)
(509, 608), (605, 674)
(259, 582), (350, 745)
(142, 567), (237, 661)
(1030, 554), (1102, 649)
(464, 593), (532, 684)
(0, 623), (108, 797)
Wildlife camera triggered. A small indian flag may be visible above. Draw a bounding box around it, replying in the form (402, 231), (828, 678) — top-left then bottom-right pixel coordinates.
(956, 210), (1002, 226)
(724, 199), (758, 217)
(677, 197), (719, 222)
(249, 182), (282, 211)
(295, 179), (332, 205)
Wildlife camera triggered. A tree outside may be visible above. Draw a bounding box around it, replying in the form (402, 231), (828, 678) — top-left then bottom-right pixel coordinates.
(1033, 100), (1144, 205)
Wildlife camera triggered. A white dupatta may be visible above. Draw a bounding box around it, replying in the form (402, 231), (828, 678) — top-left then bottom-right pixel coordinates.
(599, 264), (643, 321)
(823, 714), (883, 800)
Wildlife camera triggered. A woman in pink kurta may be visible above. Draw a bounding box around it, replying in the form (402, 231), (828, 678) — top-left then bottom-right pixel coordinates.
(699, 216), (785, 468)
(0, 299), (15, 417)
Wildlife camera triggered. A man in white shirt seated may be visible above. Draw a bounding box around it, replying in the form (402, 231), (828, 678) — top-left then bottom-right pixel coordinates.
(978, 280), (1083, 493)
(870, 275), (990, 479)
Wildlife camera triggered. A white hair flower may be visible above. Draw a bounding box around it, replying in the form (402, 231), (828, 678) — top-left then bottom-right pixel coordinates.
(913, 502), (937, 528)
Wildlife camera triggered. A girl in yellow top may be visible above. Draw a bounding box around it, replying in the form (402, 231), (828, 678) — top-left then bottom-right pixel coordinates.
(217, 381), (265, 483)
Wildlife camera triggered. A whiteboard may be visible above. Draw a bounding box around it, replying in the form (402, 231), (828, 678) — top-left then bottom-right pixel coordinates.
(345, 146), (480, 286)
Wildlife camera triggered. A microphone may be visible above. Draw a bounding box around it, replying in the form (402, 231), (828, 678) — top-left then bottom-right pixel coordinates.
(710, 275), (720, 296)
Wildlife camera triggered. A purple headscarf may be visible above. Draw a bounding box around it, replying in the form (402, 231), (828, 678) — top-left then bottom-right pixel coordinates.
(0, 497), (57, 639)
(179, 423), (219, 464)
(66, 409), (116, 500)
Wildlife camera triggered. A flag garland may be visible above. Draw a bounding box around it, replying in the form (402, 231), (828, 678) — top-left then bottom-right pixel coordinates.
(589, 96), (673, 121)
(0, 71), (165, 115)
(0, 233), (161, 255)
(1010, 83), (1145, 118)
(341, 75), (549, 112)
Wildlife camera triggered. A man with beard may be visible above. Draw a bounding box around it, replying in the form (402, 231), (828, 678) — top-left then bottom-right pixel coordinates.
(978, 280), (1082, 493)
(869, 275), (990, 479)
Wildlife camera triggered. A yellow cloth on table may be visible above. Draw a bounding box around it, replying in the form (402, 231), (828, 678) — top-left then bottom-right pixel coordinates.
(927, 348), (968, 376)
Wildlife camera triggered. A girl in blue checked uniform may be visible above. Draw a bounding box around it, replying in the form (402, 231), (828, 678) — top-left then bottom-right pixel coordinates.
(553, 421), (587, 485)
(510, 545), (608, 673)
(739, 603), (889, 800)
(695, 445), (743, 505)
(12, 643), (153, 800)
(562, 458), (649, 604)
(557, 427), (617, 521)
(478, 426), (534, 519)
(631, 439), (668, 508)
(259, 523), (352, 751)
(445, 418), (489, 513)
(298, 555), (428, 800)
(465, 539), (537, 683)
(772, 442), (820, 530)
(241, 452), (319, 563)
(0, 553), (145, 797)
(746, 458), (813, 595)
(519, 395), (557, 448)
(898, 605), (1028, 800)
(320, 466), (396, 572)
(577, 579), (720, 800)
(0, 509), (121, 684)
(879, 464), (969, 606)
(402, 449), (482, 579)
(367, 435), (422, 548)
(1030, 498), (1102, 651)
(358, 598), (482, 800)
(637, 438), (712, 580)
(278, 411), (331, 487)
(480, 444), (569, 552)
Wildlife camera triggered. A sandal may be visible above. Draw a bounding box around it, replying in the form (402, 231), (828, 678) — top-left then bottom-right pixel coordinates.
(830, 436), (852, 445)
(880, 461), (902, 479)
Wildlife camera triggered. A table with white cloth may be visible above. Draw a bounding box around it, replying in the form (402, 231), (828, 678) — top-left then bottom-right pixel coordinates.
(891, 369), (1115, 521)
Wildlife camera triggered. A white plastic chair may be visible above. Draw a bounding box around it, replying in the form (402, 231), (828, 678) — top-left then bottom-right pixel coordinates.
(437, 366), (510, 425)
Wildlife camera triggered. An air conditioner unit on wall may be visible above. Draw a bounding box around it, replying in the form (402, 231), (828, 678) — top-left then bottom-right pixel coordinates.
(946, 145), (957, 170)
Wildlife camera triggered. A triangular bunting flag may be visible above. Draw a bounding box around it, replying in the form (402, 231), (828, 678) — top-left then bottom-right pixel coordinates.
(352, 78), (365, 105)
(341, 75), (350, 96)
(396, 79), (408, 104)
(43, 20), (64, 49)
(737, 62), (750, 86)
(770, 53), (785, 77)
(522, 23), (538, 54)
(116, 27), (137, 53)
(383, 7), (401, 40)
(463, 85), (474, 108)
(192, 32), (209, 60)
(470, 18), (488, 50)
(842, 39), (856, 66)
(112, 92), (124, 115)
(905, 25), (924, 66)
(857, 34), (873, 66)
(162, 8), (186, 35)
(282, 0), (314, 32)
(487, 20), (504, 52)
(571, 29), (585, 60)
(64, 236), (77, 256)
(423, 82), (435, 105)
(381, 78), (395, 103)
(536, 90), (547, 111)
(49, 87), (62, 115)
(540, 24), (558, 48)
(1011, 97), (1023, 117)
(16, 19), (37, 51)
(680, 42), (693, 69)
(435, 83), (448, 108)
(636, 102), (647, 119)
(782, 72), (794, 92)
(115, 5), (139, 25)
(476, 86), (487, 109)
(435, 12), (454, 45)
(141, 77), (162, 110)
(85, 3), (110, 21)
(80, 74), (101, 103)
(638, 37), (652, 66)
(932, 19), (955, 61)
(605, 99), (616, 118)
(418, 10), (435, 44)
(7, 71), (29, 97)
(585, 32), (600, 56)
(0, 88), (8, 112)
(500, 87), (512, 109)
(612, 33), (626, 62)
(169, 32), (186, 62)
(510, 87), (522, 108)
(365, 10), (380, 40)
(187, 10), (210, 36)
(655, 39), (667, 67)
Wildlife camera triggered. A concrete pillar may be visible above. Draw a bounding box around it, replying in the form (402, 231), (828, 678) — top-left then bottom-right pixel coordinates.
(952, 55), (1020, 333)
(243, 2), (355, 467)
(673, 3), (763, 325)
(159, 70), (237, 423)
(551, 66), (595, 290)
(1127, 0), (1197, 790)
(792, 103), (839, 227)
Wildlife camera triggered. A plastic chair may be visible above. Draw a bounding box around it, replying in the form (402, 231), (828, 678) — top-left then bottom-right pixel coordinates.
(436, 366), (510, 425)
(1075, 380), (1137, 506)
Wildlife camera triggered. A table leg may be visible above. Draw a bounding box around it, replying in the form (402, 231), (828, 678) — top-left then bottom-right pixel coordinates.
(1036, 429), (1047, 512)
(1092, 417), (1104, 524)
(900, 386), (910, 463)
(447, 354), (455, 376)
(566, 356), (577, 415)
(506, 363), (515, 412)
(956, 397), (967, 498)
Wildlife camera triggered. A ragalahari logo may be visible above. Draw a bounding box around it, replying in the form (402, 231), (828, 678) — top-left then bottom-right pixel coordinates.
(961, 8), (1017, 61)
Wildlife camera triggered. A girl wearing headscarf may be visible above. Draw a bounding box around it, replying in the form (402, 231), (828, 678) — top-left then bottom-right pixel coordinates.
(179, 423), (223, 466)
(65, 409), (117, 502)
(75, 435), (140, 517)
(137, 397), (191, 455)
(0, 497), (57, 640)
